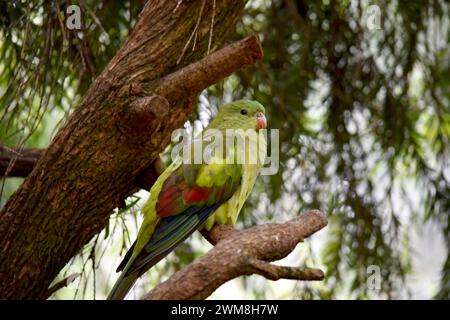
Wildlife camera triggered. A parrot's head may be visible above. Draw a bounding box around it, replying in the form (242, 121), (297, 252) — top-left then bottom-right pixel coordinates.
(210, 100), (267, 132)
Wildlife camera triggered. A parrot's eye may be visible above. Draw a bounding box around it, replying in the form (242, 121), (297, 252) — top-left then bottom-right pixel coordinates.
(240, 109), (248, 115)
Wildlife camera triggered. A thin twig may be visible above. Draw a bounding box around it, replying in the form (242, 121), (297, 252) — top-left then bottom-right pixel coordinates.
(177, 0), (206, 64)
(207, 0), (216, 54)
(249, 258), (324, 281)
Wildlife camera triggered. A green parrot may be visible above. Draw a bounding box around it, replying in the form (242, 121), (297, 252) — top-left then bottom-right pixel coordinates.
(107, 100), (267, 300)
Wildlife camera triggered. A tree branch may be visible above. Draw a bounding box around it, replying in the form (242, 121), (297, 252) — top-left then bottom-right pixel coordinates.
(153, 34), (263, 100)
(0, 146), (161, 191)
(144, 210), (327, 300)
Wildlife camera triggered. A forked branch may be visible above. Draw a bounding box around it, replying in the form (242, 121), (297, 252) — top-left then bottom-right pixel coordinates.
(144, 210), (327, 300)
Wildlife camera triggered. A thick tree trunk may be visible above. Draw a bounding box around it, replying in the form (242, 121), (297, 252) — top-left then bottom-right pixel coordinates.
(0, 0), (251, 299)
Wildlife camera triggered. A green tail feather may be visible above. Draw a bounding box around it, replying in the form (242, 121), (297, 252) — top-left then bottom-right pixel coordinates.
(107, 267), (139, 300)
(107, 204), (222, 300)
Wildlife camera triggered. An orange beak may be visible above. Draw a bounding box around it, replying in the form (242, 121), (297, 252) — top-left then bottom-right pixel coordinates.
(256, 112), (267, 130)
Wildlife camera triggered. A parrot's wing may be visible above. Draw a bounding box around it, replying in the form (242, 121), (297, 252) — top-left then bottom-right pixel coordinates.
(119, 158), (242, 276)
(155, 159), (241, 217)
(126, 203), (221, 275)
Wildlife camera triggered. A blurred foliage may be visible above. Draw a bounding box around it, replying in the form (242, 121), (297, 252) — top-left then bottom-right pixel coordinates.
(0, 0), (145, 148)
(1, 0), (449, 299)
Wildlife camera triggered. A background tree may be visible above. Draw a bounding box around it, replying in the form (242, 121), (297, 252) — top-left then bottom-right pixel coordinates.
(0, 0), (448, 299)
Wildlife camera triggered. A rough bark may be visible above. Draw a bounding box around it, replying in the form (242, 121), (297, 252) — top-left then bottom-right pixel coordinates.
(144, 210), (328, 300)
(0, 0), (258, 299)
